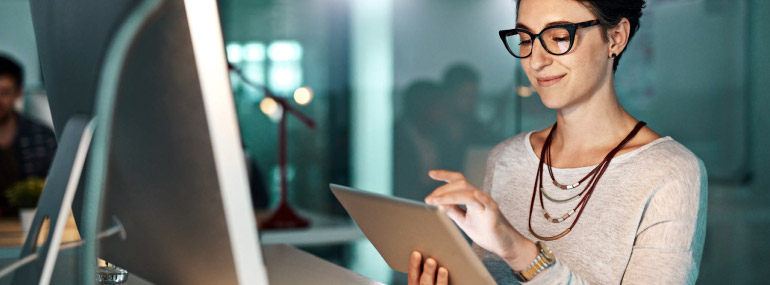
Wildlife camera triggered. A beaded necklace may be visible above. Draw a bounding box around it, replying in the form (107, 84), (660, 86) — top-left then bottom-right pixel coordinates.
(528, 121), (646, 241)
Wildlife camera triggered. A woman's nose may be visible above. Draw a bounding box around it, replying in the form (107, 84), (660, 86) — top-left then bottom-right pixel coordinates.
(528, 39), (553, 71)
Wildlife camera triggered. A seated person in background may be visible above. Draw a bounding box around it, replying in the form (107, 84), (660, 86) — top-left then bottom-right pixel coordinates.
(393, 80), (451, 201)
(0, 54), (57, 216)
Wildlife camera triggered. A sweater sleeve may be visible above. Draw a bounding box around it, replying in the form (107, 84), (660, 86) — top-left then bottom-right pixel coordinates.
(619, 157), (707, 284)
(520, 156), (708, 285)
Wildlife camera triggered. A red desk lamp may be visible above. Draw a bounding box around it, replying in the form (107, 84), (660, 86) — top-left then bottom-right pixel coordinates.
(229, 63), (315, 229)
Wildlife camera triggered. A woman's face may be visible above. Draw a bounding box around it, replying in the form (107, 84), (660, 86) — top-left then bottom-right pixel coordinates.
(517, 0), (613, 110)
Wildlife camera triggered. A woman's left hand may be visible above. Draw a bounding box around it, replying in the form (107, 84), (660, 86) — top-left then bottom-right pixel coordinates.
(424, 169), (532, 266)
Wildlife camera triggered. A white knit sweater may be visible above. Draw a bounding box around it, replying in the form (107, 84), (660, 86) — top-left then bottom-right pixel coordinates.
(474, 132), (707, 284)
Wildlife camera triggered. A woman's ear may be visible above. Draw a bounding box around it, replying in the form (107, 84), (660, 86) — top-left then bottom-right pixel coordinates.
(608, 18), (631, 57)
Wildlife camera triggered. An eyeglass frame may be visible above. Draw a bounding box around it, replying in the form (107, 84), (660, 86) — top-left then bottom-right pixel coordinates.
(498, 20), (600, 58)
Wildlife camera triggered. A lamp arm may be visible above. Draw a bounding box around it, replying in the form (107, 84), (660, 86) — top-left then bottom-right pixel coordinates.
(227, 63), (316, 129)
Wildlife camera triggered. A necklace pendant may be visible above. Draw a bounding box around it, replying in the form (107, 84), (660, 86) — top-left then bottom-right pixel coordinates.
(543, 209), (576, 223)
(553, 181), (580, 190)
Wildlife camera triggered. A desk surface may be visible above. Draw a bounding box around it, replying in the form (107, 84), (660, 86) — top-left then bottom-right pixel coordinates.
(0, 209), (363, 248)
(0, 211), (374, 284)
(0, 243), (378, 284)
(0, 215), (81, 248)
(124, 244), (380, 284)
(264, 244), (380, 284)
(256, 209), (364, 246)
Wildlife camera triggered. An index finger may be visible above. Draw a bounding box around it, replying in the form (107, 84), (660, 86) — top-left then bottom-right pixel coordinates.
(428, 170), (465, 183)
(428, 190), (485, 212)
(425, 179), (477, 202)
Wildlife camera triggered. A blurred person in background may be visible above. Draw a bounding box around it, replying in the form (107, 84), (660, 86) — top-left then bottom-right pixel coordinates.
(408, 0), (707, 284)
(439, 63), (501, 173)
(394, 80), (451, 202)
(0, 54), (57, 217)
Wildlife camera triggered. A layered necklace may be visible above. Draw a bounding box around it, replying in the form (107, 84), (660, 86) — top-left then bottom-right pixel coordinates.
(528, 121), (646, 241)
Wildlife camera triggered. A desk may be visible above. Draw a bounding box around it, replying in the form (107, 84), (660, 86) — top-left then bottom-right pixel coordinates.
(0, 213), (373, 284)
(0, 210), (364, 248)
(124, 244), (380, 284)
(257, 210), (365, 246)
(0, 243), (378, 284)
(264, 244), (380, 284)
(0, 215), (81, 248)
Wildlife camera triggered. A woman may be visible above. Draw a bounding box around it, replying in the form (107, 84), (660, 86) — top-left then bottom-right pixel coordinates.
(408, 0), (707, 284)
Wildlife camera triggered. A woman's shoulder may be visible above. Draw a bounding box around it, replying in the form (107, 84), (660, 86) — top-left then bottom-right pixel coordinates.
(487, 132), (535, 164)
(633, 136), (706, 179)
(612, 124), (703, 176)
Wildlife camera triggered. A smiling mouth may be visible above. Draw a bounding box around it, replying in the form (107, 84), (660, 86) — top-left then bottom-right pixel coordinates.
(536, 75), (566, 87)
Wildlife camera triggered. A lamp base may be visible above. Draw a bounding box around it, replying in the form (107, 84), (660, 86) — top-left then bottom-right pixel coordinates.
(261, 201), (310, 229)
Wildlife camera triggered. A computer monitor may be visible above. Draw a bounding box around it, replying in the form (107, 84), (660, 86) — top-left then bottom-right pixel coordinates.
(28, 0), (268, 283)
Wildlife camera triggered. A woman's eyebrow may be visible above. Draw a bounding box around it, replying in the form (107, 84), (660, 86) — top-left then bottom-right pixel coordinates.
(516, 20), (576, 31)
(545, 21), (575, 28)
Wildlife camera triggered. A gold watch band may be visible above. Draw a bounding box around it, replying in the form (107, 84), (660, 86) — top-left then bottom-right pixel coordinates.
(513, 241), (556, 282)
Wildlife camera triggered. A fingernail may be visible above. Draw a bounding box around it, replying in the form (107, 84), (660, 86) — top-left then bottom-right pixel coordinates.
(427, 258), (435, 267)
(439, 267), (448, 276)
(412, 251), (420, 259)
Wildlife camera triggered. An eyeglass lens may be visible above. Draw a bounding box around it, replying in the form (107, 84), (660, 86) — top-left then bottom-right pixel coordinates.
(506, 27), (572, 57)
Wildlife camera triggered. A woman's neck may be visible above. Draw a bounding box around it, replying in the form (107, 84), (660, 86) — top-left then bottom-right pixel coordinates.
(551, 82), (638, 154)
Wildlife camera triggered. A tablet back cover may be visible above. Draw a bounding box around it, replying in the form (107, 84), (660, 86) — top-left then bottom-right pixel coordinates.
(330, 184), (495, 284)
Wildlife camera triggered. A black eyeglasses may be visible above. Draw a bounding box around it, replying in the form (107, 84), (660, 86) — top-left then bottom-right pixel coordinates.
(499, 20), (600, 58)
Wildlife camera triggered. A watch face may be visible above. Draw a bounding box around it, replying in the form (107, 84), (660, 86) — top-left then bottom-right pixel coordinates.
(537, 241), (556, 262)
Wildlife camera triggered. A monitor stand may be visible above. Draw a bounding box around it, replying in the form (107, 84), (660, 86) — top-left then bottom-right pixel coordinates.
(7, 116), (94, 284)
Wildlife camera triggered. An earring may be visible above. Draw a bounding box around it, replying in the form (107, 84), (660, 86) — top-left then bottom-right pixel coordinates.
(610, 53), (617, 58)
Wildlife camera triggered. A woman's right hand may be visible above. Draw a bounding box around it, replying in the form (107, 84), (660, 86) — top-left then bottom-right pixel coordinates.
(408, 251), (449, 285)
(424, 170), (538, 271)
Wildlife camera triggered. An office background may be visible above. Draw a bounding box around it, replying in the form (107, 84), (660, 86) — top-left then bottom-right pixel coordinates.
(1, 0), (768, 283)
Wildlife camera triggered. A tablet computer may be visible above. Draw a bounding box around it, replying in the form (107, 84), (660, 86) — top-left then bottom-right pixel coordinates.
(330, 184), (495, 284)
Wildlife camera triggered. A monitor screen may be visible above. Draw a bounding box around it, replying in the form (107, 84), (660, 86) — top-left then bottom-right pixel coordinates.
(29, 0), (267, 283)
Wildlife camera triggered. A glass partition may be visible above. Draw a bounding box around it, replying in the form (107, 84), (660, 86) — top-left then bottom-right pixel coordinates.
(218, 0), (769, 284)
(216, 0), (770, 283)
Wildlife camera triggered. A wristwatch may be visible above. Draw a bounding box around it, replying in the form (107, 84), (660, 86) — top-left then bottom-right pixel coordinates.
(513, 241), (556, 282)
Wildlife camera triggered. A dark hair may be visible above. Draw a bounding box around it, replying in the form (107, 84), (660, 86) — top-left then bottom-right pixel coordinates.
(515, 0), (646, 71)
(0, 54), (24, 89)
(442, 63), (479, 90)
(403, 80), (443, 121)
